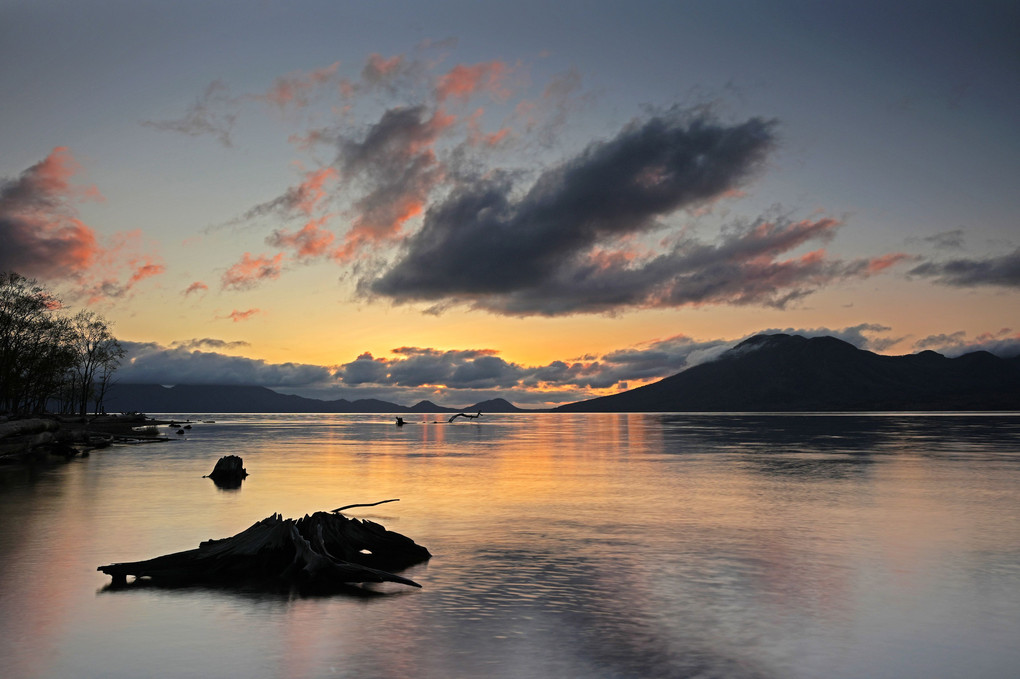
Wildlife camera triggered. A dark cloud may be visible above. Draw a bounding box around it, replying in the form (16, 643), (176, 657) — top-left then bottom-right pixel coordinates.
(366, 110), (900, 315)
(337, 347), (523, 389)
(908, 248), (1020, 288)
(338, 352), (390, 385)
(923, 229), (965, 250)
(119, 340), (332, 387)
(142, 80), (237, 147)
(336, 338), (723, 395)
(170, 338), (251, 351)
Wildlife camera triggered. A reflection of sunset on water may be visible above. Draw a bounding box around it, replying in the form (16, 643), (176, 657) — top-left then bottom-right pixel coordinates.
(2, 413), (1019, 678)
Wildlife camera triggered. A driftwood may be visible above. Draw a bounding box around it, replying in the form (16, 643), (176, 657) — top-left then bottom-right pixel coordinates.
(97, 508), (431, 593)
(448, 412), (482, 423)
(205, 455), (248, 488)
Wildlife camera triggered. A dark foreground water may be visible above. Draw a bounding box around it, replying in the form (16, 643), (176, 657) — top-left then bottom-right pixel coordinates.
(1, 413), (1019, 679)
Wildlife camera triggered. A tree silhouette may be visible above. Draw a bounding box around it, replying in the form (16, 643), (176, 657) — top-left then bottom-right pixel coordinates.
(0, 272), (124, 416)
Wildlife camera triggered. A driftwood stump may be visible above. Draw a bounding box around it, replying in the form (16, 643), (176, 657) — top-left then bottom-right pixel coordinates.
(205, 455), (248, 488)
(97, 507), (431, 593)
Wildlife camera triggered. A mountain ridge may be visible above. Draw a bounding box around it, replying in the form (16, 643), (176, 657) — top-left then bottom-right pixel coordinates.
(555, 333), (1020, 412)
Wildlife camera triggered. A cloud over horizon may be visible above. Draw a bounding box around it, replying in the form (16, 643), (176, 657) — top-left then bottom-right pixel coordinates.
(114, 321), (1015, 408)
(119, 340), (331, 387)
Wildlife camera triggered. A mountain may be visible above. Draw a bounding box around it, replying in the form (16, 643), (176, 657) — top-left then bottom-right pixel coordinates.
(465, 398), (532, 413)
(103, 384), (538, 414)
(102, 384), (458, 414)
(556, 334), (1020, 412)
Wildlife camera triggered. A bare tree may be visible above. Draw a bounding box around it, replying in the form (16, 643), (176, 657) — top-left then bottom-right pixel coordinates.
(68, 310), (123, 417)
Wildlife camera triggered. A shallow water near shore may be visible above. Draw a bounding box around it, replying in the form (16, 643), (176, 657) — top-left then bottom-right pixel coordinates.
(1, 412), (1019, 679)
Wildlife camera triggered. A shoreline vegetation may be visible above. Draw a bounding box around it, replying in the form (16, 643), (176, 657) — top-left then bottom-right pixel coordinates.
(0, 412), (175, 466)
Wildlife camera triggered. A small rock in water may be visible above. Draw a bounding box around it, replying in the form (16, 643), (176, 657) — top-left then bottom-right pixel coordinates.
(206, 455), (248, 488)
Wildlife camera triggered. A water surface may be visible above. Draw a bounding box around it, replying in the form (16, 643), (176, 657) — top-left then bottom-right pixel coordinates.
(1, 413), (1018, 678)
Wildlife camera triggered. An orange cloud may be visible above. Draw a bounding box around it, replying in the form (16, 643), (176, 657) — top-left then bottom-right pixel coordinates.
(222, 252), (284, 290)
(436, 61), (511, 102)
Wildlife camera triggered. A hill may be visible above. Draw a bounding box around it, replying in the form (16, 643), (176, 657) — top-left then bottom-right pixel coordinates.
(103, 384), (531, 414)
(555, 333), (1020, 412)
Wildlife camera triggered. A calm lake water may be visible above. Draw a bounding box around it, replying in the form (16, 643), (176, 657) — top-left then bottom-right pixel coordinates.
(1, 413), (1019, 679)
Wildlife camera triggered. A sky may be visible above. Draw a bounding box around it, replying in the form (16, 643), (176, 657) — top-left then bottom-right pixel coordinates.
(1, 0), (1018, 407)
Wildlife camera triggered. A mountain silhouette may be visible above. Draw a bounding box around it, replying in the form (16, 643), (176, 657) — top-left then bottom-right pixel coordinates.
(555, 333), (1020, 412)
(103, 384), (531, 414)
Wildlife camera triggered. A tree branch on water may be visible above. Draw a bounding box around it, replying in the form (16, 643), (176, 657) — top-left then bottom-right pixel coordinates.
(332, 498), (400, 513)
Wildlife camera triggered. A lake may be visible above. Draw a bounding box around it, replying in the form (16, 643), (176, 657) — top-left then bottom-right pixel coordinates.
(1, 413), (1019, 679)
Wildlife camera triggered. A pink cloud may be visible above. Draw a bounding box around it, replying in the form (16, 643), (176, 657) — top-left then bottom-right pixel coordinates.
(223, 308), (261, 323)
(362, 53), (405, 82)
(293, 167), (338, 215)
(183, 281), (209, 296)
(268, 216), (336, 259)
(0, 148), (104, 279)
(221, 252), (284, 290)
(465, 108), (512, 147)
(127, 259), (166, 287)
(334, 197), (424, 262)
(334, 106), (454, 260)
(436, 61), (511, 102)
(262, 62), (340, 110)
(0, 147), (166, 301)
(867, 252), (912, 273)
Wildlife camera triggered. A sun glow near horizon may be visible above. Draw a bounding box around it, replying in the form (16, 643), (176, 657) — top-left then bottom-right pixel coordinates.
(2, 2), (1017, 406)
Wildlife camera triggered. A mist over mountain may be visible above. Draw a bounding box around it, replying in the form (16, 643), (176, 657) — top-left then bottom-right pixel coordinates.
(555, 334), (1020, 412)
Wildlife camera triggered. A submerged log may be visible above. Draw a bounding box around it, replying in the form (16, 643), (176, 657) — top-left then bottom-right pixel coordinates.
(448, 412), (482, 423)
(205, 455), (248, 488)
(97, 507), (431, 593)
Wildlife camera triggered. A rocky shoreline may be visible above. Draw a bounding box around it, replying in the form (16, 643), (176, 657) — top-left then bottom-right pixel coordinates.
(0, 413), (174, 465)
